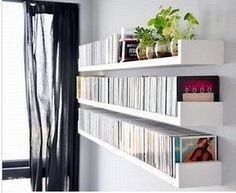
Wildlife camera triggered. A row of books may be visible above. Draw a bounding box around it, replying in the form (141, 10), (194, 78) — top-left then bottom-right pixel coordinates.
(78, 108), (218, 178)
(79, 34), (121, 67)
(78, 76), (219, 117)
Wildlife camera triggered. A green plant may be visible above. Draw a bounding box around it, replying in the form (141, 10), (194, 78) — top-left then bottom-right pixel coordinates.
(182, 12), (199, 39)
(148, 6), (180, 43)
(164, 12), (199, 41)
(148, 6), (199, 42)
(134, 26), (156, 49)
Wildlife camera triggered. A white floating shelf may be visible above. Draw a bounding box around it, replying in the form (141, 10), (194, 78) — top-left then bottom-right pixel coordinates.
(78, 129), (222, 188)
(78, 99), (223, 127)
(79, 40), (224, 73)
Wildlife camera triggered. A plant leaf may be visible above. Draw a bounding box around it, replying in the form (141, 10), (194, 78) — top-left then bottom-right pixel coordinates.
(170, 9), (180, 15)
(184, 12), (191, 20)
(154, 16), (166, 28)
(162, 26), (171, 37)
(190, 33), (196, 39)
(148, 18), (155, 26)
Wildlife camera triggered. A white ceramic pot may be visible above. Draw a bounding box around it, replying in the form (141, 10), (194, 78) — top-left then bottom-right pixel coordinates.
(146, 45), (156, 59)
(155, 41), (171, 58)
(136, 45), (147, 60)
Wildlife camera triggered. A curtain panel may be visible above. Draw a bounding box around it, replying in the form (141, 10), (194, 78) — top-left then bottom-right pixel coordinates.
(24, 1), (79, 191)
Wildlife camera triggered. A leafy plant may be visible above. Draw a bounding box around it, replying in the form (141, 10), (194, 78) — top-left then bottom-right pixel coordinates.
(134, 26), (156, 49)
(148, 6), (199, 42)
(163, 12), (199, 41)
(148, 6), (180, 43)
(182, 12), (199, 39)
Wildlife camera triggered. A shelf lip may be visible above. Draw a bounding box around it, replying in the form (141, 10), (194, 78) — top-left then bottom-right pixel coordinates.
(78, 99), (223, 127)
(78, 40), (224, 73)
(79, 56), (181, 72)
(78, 56), (216, 72)
(77, 129), (178, 187)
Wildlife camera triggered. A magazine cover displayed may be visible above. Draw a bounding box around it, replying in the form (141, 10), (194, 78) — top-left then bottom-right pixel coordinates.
(180, 135), (217, 162)
(177, 76), (220, 102)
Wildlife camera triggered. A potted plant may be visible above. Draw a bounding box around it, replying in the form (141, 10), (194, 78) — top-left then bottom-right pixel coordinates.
(169, 12), (199, 56)
(148, 6), (180, 58)
(134, 26), (156, 60)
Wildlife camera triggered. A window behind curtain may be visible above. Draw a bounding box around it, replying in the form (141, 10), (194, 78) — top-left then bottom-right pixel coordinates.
(2, 2), (29, 160)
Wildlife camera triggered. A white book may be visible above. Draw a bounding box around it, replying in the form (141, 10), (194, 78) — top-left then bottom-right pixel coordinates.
(85, 77), (89, 100)
(171, 76), (177, 117)
(154, 132), (159, 169)
(108, 36), (113, 64)
(129, 77), (134, 108)
(98, 78), (102, 102)
(142, 127), (145, 162)
(166, 76), (172, 116)
(95, 78), (99, 101)
(113, 77), (119, 105)
(146, 77), (151, 112)
(168, 136), (173, 177)
(161, 77), (167, 115)
(134, 126), (138, 158)
(105, 38), (109, 64)
(127, 78), (130, 108)
(172, 136), (176, 178)
(149, 130), (153, 166)
(144, 77), (148, 111)
(118, 77), (122, 106)
(140, 77), (144, 110)
(108, 77), (113, 104)
(144, 129), (149, 164)
(105, 77), (109, 103)
(115, 121), (119, 148)
(150, 77), (157, 113)
(137, 78), (140, 110)
(156, 77), (161, 114)
(112, 34), (120, 63)
(134, 77), (138, 109)
(123, 77), (128, 107)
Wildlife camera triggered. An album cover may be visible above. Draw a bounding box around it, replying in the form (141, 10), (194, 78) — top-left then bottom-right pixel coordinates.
(120, 39), (139, 62)
(180, 135), (217, 162)
(177, 76), (219, 102)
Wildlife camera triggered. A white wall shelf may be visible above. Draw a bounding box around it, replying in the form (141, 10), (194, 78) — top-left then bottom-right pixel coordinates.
(78, 40), (224, 73)
(78, 99), (223, 127)
(78, 129), (222, 188)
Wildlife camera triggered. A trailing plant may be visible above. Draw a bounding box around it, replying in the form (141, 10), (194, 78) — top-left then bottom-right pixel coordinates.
(148, 6), (180, 44)
(162, 12), (199, 41)
(148, 6), (199, 42)
(134, 26), (156, 49)
(166, 13), (199, 40)
(182, 12), (199, 39)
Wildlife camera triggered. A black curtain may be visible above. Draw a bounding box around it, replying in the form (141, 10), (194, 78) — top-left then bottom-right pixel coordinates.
(24, 1), (79, 191)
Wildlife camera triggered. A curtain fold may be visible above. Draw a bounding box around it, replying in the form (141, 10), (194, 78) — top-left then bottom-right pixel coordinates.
(24, 1), (79, 191)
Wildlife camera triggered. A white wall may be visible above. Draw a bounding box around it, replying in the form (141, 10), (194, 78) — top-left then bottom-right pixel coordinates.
(79, 0), (236, 191)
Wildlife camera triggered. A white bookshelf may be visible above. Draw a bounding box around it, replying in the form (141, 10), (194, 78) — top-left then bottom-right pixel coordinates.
(79, 40), (224, 73)
(78, 39), (224, 188)
(78, 129), (222, 188)
(78, 99), (223, 127)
